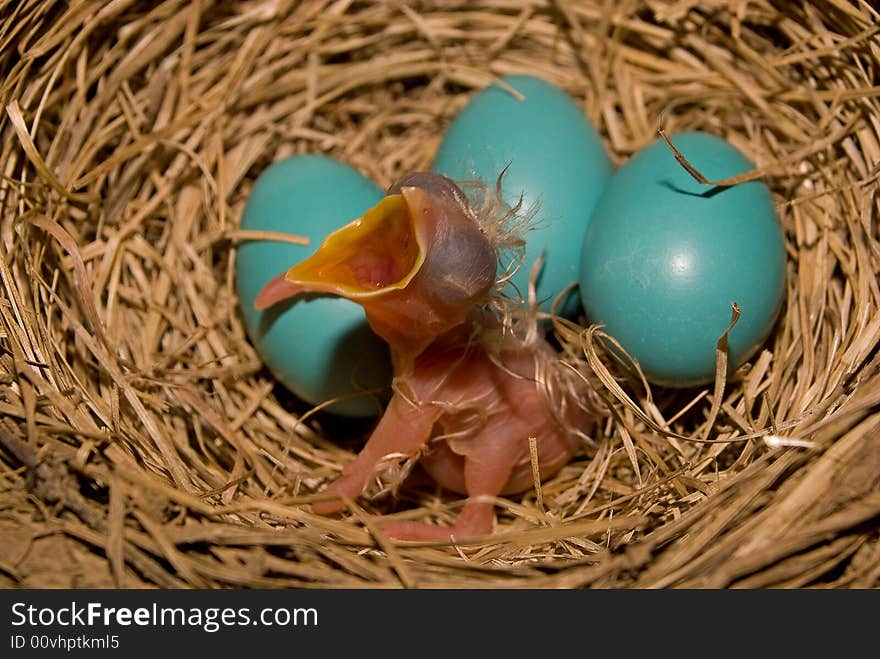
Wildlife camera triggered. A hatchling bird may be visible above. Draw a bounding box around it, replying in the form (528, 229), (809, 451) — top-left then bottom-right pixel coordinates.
(255, 172), (596, 541)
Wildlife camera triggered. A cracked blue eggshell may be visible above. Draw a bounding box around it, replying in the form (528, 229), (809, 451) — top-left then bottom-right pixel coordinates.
(432, 75), (612, 315)
(579, 131), (786, 387)
(235, 155), (391, 417)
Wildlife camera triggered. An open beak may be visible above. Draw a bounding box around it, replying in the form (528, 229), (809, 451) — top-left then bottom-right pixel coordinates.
(254, 190), (431, 310)
(253, 175), (496, 368)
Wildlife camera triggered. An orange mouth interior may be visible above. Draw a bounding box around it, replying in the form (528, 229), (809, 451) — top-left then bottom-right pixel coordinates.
(283, 193), (425, 297)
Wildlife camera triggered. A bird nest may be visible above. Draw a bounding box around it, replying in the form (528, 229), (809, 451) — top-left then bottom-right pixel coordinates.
(1, 1), (879, 588)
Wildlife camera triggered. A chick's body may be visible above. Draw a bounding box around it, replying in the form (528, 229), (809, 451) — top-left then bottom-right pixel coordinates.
(254, 172), (594, 541)
(405, 320), (582, 498)
(314, 317), (588, 540)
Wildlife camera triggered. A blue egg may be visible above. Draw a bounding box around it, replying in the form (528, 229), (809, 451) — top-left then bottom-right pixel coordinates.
(579, 132), (786, 387)
(432, 75), (612, 314)
(235, 155), (392, 416)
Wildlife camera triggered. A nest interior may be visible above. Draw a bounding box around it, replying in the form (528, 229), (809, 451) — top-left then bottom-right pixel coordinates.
(1, 0), (879, 588)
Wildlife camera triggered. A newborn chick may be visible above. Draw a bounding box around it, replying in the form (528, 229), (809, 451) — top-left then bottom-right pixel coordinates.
(255, 172), (593, 541)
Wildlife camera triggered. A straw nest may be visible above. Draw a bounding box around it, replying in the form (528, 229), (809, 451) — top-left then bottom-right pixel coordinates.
(1, 0), (879, 589)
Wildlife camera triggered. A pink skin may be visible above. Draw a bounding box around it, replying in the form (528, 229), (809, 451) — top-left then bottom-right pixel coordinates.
(312, 323), (585, 541)
(254, 275), (300, 310)
(255, 173), (590, 541)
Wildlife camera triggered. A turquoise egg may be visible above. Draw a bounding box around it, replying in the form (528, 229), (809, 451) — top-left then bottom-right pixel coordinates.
(235, 155), (392, 416)
(432, 74), (612, 314)
(579, 131), (786, 387)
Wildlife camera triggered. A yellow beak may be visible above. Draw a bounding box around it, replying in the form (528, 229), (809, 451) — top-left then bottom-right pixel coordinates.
(253, 190), (432, 311)
(281, 192), (428, 298)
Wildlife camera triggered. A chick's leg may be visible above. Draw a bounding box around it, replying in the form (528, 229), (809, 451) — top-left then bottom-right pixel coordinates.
(312, 393), (440, 514)
(380, 423), (523, 542)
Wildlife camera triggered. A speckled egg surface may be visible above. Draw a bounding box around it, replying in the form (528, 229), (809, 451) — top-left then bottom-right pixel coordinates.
(235, 155), (391, 417)
(579, 131), (786, 387)
(432, 74), (612, 314)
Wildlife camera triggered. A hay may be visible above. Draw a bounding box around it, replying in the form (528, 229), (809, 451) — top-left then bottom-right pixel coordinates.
(1, 0), (878, 588)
